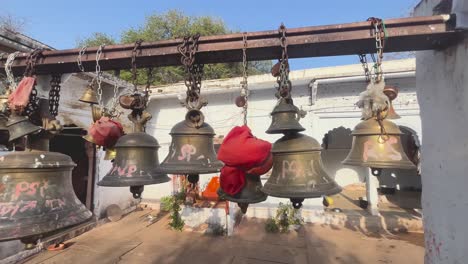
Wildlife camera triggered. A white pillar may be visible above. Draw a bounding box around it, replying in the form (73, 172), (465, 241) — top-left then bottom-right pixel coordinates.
(414, 1), (468, 263)
(366, 169), (380, 216)
(226, 201), (236, 236)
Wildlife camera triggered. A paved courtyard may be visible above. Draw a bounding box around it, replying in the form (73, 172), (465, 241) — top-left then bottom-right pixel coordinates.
(24, 209), (424, 264)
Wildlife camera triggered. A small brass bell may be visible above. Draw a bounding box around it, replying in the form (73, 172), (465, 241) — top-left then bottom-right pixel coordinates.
(103, 147), (117, 160)
(98, 111), (170, 198)
(342, 117), (416, 172)
(6, 113), (41, 142)
(159, 109), (223, 175)
(263, 132), (341, 209)
(0, 136), (92, 244)
(79, 85), (99, 105)
(91, 105), (103, 123)
(218, 174), (267, 214)
(266, 98), (305, 134)
(383, 85), (401, 120)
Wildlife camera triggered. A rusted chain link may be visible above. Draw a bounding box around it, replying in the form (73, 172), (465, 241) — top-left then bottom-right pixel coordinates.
(131, 40), (143, 92)
(241, 32), (249, 125)
(24, 49), (45, 117)
(276, 24), (292, 99)
(178, 34), (204, 108)
(49, 74), (62, 117)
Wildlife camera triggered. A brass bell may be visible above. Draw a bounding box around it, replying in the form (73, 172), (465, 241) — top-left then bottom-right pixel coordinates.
(98, 110), (170, 198)
(91, 105), (103, 123)
(103, 147), (117, 160)
(98, 132), (170, 198)
(262, 132), (341, 209)
(6, 113), (41, 142)
(218, 173), (267, 214)
(342, 117), (416, 173)
(383, 85), (400, 119)
(79, 85), (99, 105)
(159, 109), (223, 175)
(266, 98), (305, 134)
(0, 137), (92, 244)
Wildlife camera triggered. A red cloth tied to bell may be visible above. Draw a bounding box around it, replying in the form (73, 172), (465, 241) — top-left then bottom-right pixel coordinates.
(8, 76), (36, 113)
(217, 125), (272, 196)
(87, 117), (124, 148)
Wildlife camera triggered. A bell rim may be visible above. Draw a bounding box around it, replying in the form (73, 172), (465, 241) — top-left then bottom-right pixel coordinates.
(97, 174), (170, 187)
(261, 184), (342, 199)
(217, 188), (267, 204)
(0, 206), (92, 242)
(341, 159), (416, 170)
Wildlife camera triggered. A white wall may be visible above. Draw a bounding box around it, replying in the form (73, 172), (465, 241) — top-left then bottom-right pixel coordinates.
(414, 1), (468, 263)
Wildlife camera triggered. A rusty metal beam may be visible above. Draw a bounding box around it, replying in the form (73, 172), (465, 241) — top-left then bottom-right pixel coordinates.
(0, 14), (461, 76)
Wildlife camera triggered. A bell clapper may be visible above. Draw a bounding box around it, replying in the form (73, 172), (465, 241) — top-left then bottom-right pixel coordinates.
(238, 203), (249, 214)
(371, 168), (382, 176)
(130, 185), (144, 199)
(187, 174), (200, 184)
(290, 198), (304, 209)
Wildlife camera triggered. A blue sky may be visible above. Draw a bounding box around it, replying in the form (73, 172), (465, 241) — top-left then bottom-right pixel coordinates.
(2, 0), (418, 70)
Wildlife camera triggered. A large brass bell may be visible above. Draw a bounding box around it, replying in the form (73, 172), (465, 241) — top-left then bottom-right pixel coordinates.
(79, 84), (99, 105)
(159, 109), (223, 175)
(6, 113), (41, 142)
(217, 173), (267, 213)
(98, 112), (170, 198)
(342, 117), (416, 173)
(266, 98), (305, 134)
(0, 136), (93, 244)
(263, 132), (341, 209)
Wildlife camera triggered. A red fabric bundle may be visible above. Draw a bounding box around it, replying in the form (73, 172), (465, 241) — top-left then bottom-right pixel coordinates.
(217, 125), (272, 195)
(87, 117), (124, 148)
(8, 76), (36, 113)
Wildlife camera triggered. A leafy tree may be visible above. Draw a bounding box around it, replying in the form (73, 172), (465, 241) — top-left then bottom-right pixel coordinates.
(77, 10), (271, 85)
(77, 32), (116, 47)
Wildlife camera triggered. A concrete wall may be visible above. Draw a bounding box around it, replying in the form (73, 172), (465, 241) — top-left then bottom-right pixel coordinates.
(414, 1), (468, 263)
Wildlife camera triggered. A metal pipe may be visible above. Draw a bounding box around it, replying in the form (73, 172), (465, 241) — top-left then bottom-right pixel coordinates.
(0, 15), (459, 76)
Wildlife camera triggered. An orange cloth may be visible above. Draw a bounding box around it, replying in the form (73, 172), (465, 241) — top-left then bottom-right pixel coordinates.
(202, 176), (220, 200)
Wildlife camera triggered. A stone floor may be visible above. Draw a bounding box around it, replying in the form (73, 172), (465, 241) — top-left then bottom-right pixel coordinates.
(23, 209), (424, 264)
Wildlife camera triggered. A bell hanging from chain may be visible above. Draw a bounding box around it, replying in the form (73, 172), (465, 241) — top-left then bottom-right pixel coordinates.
(218, 173), (267, 214)
(266, 98), (306, 134)
(98, 110), (170, 198)
(159, 109), (223, 175)
(79, 83), (99, 105)
(342, 116), (416, 175)
(0, 97), (92, 245)
(6, 112), (41, 142)
(103, 147), (117, 160)
(263, 132), (341, 209)
(383, 85), (401, 119)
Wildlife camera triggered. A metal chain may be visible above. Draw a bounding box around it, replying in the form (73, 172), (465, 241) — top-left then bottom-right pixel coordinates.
(178, 34), (203, 106)
(144, 68), (153, 107)
(240, 32), (249, 125)
(49, 74), (62, 117)
(77, 46), (87, 72)
(109, 76), (119, 115)
(24, 49), (44, 117)
(5, 52), (20, 90)
(358, 18), (386, 84)
(131, 40), (143, 92)
(96, 45), (104, 108)
(368, 17), (386, 83)
(277, 24), (291, 99)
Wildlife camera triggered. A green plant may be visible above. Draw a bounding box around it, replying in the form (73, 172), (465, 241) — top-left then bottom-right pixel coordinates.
(161, 195), (185, 231)
(265, 218), (279, 233)
(265, 202), (304, 233)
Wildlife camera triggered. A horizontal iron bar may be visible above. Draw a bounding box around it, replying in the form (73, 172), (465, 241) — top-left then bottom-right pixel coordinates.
(0, 15), (460, 75)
